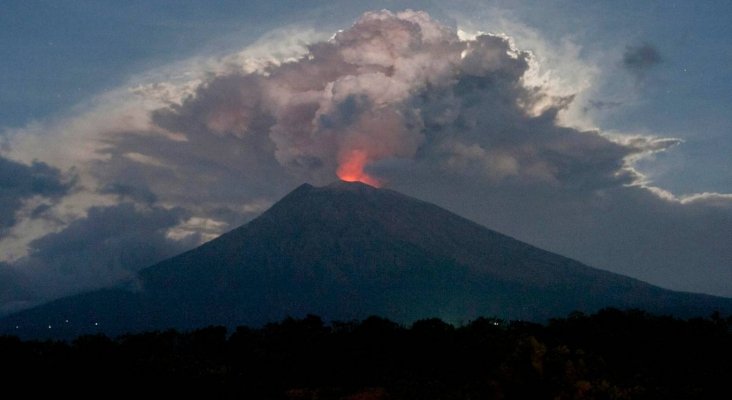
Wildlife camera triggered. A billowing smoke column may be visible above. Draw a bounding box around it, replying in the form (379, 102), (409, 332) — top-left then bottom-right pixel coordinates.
(156, 10), (568, 187)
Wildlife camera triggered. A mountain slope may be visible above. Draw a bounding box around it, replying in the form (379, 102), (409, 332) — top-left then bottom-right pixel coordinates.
(3, 181), (731, 338)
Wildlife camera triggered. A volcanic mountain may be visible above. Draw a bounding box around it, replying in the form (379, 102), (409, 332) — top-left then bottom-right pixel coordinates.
(3, 181), (731, 338)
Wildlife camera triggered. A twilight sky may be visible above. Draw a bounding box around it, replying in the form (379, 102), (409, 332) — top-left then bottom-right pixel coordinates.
(1, 0), (730, 313)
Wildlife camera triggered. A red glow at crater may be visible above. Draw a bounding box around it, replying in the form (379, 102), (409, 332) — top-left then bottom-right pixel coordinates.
(336, 149), (381, 187)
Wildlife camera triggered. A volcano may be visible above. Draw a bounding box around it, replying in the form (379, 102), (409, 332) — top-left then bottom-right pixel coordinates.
(3, 181), (731, 338)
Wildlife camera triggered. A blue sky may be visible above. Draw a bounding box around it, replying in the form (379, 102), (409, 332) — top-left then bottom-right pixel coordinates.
(0, 1), (297, 125)
(1, 1), (730, 310)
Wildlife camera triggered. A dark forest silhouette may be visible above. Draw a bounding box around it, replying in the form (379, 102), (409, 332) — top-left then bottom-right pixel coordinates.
(2, 308), (730, 399)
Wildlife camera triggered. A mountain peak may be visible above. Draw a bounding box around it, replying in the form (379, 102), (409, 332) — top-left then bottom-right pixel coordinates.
(270, 180), (383, 214)
(285, 181), (378, 199)
(325, 180), (379, 191)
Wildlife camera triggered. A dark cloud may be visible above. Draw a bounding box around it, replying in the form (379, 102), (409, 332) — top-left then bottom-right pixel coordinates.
(623, 43), (662, 75)
(99, 183), (158, 204)
(0, 156), (74, 234)
(29, 203), (54, 219)
(393, 174), (732, 297)
(0, 203), (194, 314)
(89, 124), (294, 222)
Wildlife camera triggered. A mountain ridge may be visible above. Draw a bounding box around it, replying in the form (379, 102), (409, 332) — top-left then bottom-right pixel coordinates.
(3, 181), (731, 338)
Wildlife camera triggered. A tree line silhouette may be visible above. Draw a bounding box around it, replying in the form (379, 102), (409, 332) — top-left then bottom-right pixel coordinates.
(1, 308), (730, 399)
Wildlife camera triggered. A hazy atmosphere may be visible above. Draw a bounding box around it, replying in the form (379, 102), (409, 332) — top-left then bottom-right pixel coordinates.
(1, 0), (730, 314)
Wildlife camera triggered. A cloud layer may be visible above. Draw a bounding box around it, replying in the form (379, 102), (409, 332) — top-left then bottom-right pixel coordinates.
(623, 43), (662, 76)
(0, 10), (730, 313)
(0, 157), (74, 235)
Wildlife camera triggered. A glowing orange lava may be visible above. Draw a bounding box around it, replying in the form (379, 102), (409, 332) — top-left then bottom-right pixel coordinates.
(336, 149), (381, 187)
